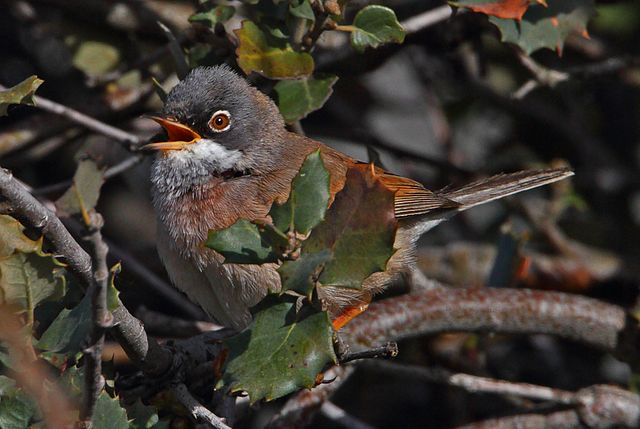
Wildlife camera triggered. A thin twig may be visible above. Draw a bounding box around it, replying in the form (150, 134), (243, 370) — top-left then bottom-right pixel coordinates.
(455, 410), (582, 429)
(0, 84), (143, 150)
(401, 5), (455, 35)
(172, 383), (231, 429)
(34, 154), (144, 195)
(79, 212), (112, 427)
(320, 402), (375, 429)
(268, 365), (354, 429)
(106, 239), (206, 319)
(339, 342), (398, 364)
(136, 306), (221, 338)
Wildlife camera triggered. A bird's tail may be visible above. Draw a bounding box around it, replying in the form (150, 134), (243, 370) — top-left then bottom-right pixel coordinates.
(440, 167), (574, 211)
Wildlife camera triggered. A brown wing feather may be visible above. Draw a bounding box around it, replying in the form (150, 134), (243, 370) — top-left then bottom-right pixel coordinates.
(376, 172), (460, 218)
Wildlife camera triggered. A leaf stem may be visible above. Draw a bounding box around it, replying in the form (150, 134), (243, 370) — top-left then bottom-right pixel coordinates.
(333, 25), (355, 32)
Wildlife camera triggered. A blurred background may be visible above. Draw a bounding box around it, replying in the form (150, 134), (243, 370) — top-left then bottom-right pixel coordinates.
(1, 0), (640, 427)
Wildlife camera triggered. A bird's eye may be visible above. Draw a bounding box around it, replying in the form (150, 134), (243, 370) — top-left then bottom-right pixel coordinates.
(208, 110), (231, 132)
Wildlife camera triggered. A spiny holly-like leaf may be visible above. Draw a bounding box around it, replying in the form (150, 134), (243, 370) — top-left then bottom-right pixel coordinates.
(0, 76), (43, 116)
(278, 250), (332, 296)
(489, 0), (595, 55)
(0, 375), (38, 429)
(289, 0), (315, 22)
(107, 263), (121, 312)
(0, 215), (40, 258)
(125, 399), (161, 429)
(270, 150), (331, 234)
(304, 164), (398, 289)
(0, 251), (65, 318)
(189, 5), (235, 27)
(235, 20), (314, 79)
(223, 296), (336, 403)
(92, 392), (129, 429)
(351, 5), (405, 53)
(37, 292), (91, 354)
(206, 220), (278, 264)
(56, 159), (105, 226)
(450, 0), (544, 20)
(275, 75), (338, 123)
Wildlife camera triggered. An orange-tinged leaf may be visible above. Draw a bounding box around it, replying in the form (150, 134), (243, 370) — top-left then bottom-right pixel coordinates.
(303, 163), (398, 289)
(450, 0), (532, 20)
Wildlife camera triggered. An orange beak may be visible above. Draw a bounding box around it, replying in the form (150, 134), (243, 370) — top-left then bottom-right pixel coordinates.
(142, 116), (201, 151)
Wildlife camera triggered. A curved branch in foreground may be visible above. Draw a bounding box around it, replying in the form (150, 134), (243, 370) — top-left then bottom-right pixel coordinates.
(341, 288), (637, 366)
(0, 167), (172, 376)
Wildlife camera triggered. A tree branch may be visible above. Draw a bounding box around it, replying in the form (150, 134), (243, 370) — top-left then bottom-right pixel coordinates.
(369, 361), (640, 428)
(0, 84), (143, 150)
(341, 288), (632, 362)
(78, 212), (111, 427)
(0, 167), (173, 377)
(172, 383), (231, 429)
(268, 365), (354, 429)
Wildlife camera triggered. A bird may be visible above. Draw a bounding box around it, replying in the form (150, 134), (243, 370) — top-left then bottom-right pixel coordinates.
(145, 65), (573, 331)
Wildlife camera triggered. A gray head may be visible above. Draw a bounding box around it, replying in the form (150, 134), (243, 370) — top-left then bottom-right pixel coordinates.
(147, 66), (286, 199)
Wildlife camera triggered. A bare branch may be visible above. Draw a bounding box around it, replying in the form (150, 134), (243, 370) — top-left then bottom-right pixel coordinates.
(0, 84), (143, 150)
(136, 306), (221, 338)
(339, 342), (398, 364)
(455, 410), (581, 429)
(0, 167), (173, 377)
(269, 365), (354, 429)
(401, 5), (455, 35)
(78, 212), (112, 427)
(172, 383), (231, 429)
(320, 402), (375, 429)
(34, 154), (144, 196)
(341, 288), (629, 357)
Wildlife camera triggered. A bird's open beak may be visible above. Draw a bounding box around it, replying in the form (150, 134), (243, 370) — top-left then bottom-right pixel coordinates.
(142, 116), (201, 152)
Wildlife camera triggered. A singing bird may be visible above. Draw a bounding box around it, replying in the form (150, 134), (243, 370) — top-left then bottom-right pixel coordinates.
(146, 65), (573, 330)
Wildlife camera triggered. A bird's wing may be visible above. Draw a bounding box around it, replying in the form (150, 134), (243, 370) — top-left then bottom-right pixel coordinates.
(376, 172), (460, 219)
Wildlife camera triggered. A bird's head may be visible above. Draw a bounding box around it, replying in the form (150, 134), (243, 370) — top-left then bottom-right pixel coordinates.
(146, 65), (286, 196)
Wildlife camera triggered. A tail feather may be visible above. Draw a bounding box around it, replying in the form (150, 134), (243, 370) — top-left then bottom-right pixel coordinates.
(440, 167), (574, 210)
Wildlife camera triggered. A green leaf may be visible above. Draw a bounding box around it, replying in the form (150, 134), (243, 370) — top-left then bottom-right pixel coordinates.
(351, 5), (405, 53)
(235, 20), (314, 79)
(189, 5), (235, 27)
(0, 375), (38, 429)
(55, 159), (105, 226)
(289, 0), (315, 22)
(270, 150), (331, 234)
(223, 296), (336, 403)
(489, 0), (595, 55)
(125, 399), (159, 429)
(278, 250), (332, 296)
(0, 76), (43, 116)
(92, 392), (129, 429)
(37, 292), (92, 354)
(304, 165), (397, 289)
(206, 220), (278, 264)
(107, 263), (121, 312)
(0, 215), (40, 258)
(0, 251), (65, 318)
(275, 75), (338, 123)
(73, 41), (120, 76)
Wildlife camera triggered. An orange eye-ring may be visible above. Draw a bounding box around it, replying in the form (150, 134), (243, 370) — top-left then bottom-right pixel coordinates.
(209, 110), (231, 132)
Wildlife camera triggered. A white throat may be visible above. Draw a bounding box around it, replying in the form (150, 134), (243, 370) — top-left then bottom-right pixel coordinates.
(150, 139), (243, 201)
